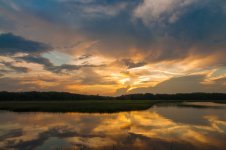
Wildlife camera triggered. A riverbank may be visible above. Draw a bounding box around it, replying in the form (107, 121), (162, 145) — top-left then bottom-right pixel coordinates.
(0, 100), (158, 113)
(0, 100), (226, 113)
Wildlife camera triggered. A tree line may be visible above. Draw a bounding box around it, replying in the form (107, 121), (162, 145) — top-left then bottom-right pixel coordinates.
(0, 91), (226, 101)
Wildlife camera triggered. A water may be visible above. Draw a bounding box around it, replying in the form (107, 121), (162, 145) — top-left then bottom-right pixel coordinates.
(0, 102), (226, 150)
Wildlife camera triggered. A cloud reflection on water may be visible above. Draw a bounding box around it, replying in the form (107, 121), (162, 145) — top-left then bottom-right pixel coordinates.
(0, 104), (226, 150)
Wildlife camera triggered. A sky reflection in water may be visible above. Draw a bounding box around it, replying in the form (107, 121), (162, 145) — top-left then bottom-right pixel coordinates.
(0, 102), (226, 150)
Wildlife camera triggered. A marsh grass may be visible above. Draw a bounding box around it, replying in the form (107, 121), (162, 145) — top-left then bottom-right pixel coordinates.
(0, 100), (158, 113)
(0, 100), (225, 113)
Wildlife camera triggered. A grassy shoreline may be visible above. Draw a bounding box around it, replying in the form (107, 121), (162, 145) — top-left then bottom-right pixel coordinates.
(0, 100), (225, 113)
(0, 100), (158, 113)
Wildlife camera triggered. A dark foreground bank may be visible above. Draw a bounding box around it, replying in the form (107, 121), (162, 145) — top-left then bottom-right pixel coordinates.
(0, 100), (158, 113)
(1, 92), (226, 101)
(0, 100), (226, 113)
(0, 92), (226, 112)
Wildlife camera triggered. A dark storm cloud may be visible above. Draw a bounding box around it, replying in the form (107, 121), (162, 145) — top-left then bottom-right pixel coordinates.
(1, 1), (226, 63)
(114, 1), (224, 63)
(78, 54), (92, 60)
(48, 64), (81, 73)
(0, 62), (29, 73)
(8, 0), (133, 26)
(129, 0), (226, 63)
(121, 59), (146, 69)
(18, 55), (80, 73)
(162, 0), (226, 57)
(0, 33), (50, 55)
(20, 55), (53, 67)
(48, 63), (105, 74)
(18, 54), (104, 74)
(1, 0), (226, 56)
(0, 31), (100, 74)
(60, 0), (226, 64)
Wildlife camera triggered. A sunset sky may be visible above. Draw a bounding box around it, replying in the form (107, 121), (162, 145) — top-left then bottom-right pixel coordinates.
(0, 0), (226, 95)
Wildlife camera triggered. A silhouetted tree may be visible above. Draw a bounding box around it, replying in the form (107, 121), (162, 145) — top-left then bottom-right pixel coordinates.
(0, 91), (226, 101)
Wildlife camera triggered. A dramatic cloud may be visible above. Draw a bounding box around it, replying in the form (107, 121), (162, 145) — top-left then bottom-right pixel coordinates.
(134, 0), (197, 25)
(19, 55), (53, 67)
(0, 61), (29, 73)
(0, 0), (226, 95)
(0, 33), (50, 55)
(128, 75), (226, 94)
(18, 54), (105, 74)
(121, 59), (147, 69)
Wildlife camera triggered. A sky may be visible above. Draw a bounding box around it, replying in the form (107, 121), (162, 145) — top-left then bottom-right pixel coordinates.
(0, 0), (226, 95)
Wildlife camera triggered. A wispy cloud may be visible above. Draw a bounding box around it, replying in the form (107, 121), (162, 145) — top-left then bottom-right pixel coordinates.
(0, 0), (226, 95)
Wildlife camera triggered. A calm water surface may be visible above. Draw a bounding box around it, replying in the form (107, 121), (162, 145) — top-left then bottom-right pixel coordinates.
(0, 102), (226, 150)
